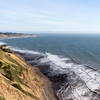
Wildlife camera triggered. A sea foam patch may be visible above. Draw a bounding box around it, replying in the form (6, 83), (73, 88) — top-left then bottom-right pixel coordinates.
(9, 46), (43, 55)
(0, 41), (6, 46)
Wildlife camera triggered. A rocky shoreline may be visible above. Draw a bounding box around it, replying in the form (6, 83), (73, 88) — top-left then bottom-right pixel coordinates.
(16, 51), (67, 100)
(17, 51), (100, 100)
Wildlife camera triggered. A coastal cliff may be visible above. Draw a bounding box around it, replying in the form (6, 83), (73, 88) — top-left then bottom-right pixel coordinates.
(0, 45), (57, 100)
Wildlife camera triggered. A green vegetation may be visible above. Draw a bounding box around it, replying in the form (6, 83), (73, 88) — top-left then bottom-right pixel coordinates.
(0, 63), (18, 81)
(0, 48), (29, 87)
(0, 96), (5, 100)
(34, 78), (39, 82)
(12, 83), (39, 99)
(5, 54), (23, 73)
(0, 50), (4, 57)
(0, 61), (28, 87)
(0, 47), (40, 100)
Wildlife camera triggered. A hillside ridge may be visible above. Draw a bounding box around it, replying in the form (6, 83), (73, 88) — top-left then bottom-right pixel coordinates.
(0, 45), (57, 100)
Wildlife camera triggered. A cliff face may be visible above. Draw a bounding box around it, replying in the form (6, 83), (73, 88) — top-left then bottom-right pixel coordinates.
(0, 45), (57, 100)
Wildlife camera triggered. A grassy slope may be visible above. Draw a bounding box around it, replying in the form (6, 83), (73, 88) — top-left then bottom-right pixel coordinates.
(0, 46), (57, 100)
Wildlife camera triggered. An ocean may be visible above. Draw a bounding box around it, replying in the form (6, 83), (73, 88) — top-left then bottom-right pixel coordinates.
(1, 34), (100, 70)
(1, 34), (100, 99)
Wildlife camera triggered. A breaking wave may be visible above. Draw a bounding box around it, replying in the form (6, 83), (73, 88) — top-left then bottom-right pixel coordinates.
(9, 46), (43, 55)
(0, 41), (6, 46)
(10, 47), (100, 100)
(39, 53), (100, 100)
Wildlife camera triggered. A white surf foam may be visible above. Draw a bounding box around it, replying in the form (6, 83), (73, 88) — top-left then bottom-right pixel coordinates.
(0, 41), (6, 46)
(9, 46), (43, 55)
(39, 53), (100, 99)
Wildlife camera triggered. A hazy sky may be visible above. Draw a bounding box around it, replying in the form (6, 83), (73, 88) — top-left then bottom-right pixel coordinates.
(0, 0), (100, 33)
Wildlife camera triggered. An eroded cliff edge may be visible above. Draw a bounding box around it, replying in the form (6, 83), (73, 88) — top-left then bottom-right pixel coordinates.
(0, 45), (57, 100)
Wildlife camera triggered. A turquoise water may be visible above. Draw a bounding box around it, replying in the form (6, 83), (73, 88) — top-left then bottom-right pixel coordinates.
(1, 34), (100, 69)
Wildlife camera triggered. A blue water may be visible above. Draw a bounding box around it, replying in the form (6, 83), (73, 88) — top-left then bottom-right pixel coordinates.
(1, 34), (100, 69)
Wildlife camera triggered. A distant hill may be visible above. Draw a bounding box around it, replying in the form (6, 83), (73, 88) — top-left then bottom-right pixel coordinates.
(0, 32), (36, 38)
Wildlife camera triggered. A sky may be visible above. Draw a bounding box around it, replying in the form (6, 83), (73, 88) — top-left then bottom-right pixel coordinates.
(0, 0), (100, 33)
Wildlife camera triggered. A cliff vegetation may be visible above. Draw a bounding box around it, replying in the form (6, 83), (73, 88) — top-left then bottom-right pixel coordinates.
(0, 45), (57, 100)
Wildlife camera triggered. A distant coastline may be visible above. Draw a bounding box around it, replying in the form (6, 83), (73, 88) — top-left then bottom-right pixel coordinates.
(0, 32), (36, 39)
